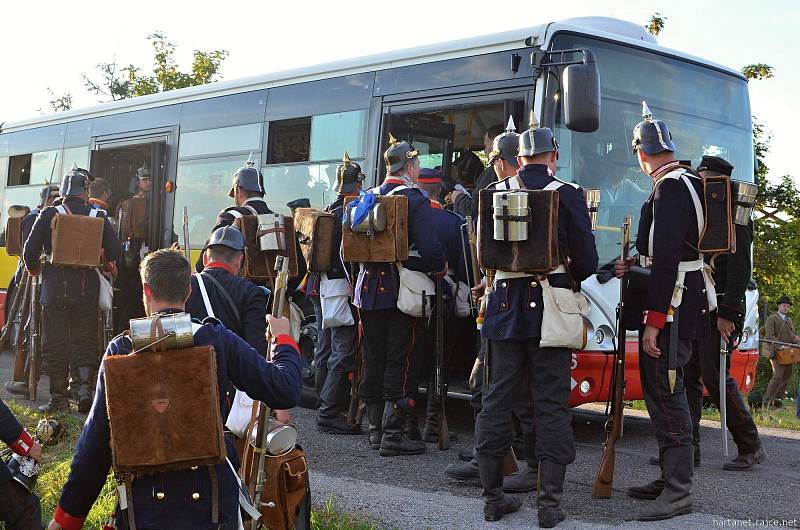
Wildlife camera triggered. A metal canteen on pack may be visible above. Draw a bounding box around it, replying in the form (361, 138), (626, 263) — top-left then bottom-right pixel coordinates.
(731, 181), (757, 225)
(493, 192), (530, 241)
(488, 116), (521, 166)
(130, 312), (194, 352)
(631, 101), (676, 155)
(335, 151), (366, 194)
(384, 133), (419, 174)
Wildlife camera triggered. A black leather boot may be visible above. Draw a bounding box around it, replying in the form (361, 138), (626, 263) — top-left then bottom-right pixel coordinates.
(445, 454), (479, 484)
(627, 478), (664, 500)
(77, 366), (94, 413)
(39, 373), (70, 413)
(404, 403), (422, 442)
(379, 402), (426, 457)
(4, 381), (28, 396)
(479, 454), (522, 521)
(317, 372), (361, 434)
(366, 402), (383, 450)
(537, 460), (567, 528)
(723, 445), (767, 471)
(635, 446), (693, 521)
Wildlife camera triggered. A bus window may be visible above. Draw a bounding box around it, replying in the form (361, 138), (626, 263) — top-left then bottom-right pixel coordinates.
(8, 155), (31, 186)
(268, 118), (311, 164)
(309, 110), (367, 161)
(8, 150), (61, 187)
(63, 146), (89, 171)
(178, 123), (262, 159)
(262, 162), (340, 215)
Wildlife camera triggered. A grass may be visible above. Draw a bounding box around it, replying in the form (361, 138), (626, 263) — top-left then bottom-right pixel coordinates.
(629, 398), (800, 431)
(6, 401), (379, 530)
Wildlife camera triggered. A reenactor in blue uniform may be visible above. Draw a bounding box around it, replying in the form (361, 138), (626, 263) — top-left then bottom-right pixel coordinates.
(355, 138), (448, 457)
(48, 249), (303, 530)
(215, 158), (273, 229)
(476, 125), (597, 526)
(23, 168), (123, 413)
(187, 226), (268, 356)
(4, 185), (59, 396)
(305, 154), (364, 435)
(619, 105), (711, 521)
(0, 398), (43, 529)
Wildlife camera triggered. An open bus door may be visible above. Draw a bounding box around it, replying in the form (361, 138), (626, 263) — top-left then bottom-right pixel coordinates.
(383, 113), (456, 177)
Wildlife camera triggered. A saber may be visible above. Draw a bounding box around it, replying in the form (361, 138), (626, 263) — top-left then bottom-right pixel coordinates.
(182, 206), (190, 262)
(760, 339), (800, 348)
(719, 337), (729, 457)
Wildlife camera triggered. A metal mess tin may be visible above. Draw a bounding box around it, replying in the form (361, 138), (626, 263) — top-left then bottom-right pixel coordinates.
(584, 188), (601, 231)
(493, 191), (530, 241)
(731, 181), (757, 226)
(130, 313), (194, 352)
(347, 202), (387, 235)
(257, 213), (287, 251)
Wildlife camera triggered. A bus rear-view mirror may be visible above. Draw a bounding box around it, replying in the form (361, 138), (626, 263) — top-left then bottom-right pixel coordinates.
(562, 52), (601, 133)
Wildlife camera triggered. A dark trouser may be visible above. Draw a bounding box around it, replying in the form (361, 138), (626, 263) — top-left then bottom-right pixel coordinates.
(684, 312), (761, 455)
(359, 308), (416, 403)
(114, 256), (145, 334)
(42, 302), (100, 390)
(0, 479), (42, 530)
(476, 338), (573, 502)
(311, 296), (358, 418)
(639, 324), (694, 453)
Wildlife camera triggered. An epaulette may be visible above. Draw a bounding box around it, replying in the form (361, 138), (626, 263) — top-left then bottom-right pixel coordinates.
(549, 176), (580, 189)
(200, 316), (223, 327)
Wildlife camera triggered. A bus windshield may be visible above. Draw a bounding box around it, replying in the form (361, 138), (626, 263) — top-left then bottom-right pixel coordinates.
(545, 33), (753, 266)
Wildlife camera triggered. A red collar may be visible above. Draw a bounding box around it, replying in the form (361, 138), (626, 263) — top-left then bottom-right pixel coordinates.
(204, 261), (236, 275)
(383, 177), (409, 186)
(88, 198), (109, 209)
(430, 199), (443, 209)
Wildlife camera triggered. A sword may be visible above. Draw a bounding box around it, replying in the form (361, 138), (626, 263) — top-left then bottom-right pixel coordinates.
(719, 337), (729, 457)
(668, 306), (679, 393)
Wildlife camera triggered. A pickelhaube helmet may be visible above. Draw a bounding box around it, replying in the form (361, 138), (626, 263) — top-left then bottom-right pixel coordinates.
(631, 101), (676, 155)
(488, 116), (521, 168)
(228, 152), (265, 198)
(384, 134), (419, 174)
(59, 162), (90, 197)
(39, 185), (60, 205)
(335, 152), (366, 194)
(36, 418), (64, 446)
(207, 225), (246, 252)
(518, 114), (559, 158)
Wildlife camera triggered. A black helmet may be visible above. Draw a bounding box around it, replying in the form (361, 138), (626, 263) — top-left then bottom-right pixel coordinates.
(488, 116), (520, 168)
(39, 185), (60, 205)
(384, 134), (418, 174)
(335, 152), (366, 194)
(59, 163), (90, 197)
(229, 154), (265, 198)
(7, 454), (38, 492)
(632, 101), (676, 155)
(518, 124), (559, 158)
(207, 226), (245, 252)
(287, 198), (311, 211)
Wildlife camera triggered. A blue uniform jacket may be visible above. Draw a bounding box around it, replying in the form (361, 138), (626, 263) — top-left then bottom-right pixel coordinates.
(11, 208), (40, 286)
(22, 197), (123, 306)
(635, 164), (709, 339)
(354, 180), (447, 311)
(307, 196), (350, 296)
(187, 266), (268, 356)
(482, 164), (598, 341)
(55, 315), (303, 530)
(430, 206), (470, 286)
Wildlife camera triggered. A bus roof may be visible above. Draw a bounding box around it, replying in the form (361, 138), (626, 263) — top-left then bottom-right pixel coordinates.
(1, 17), (745, 134)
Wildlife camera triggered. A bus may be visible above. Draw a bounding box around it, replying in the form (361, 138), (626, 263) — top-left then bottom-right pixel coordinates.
(0, 16), (760, 405)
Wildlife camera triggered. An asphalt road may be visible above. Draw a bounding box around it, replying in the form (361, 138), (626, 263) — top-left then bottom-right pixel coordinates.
(3, 350), (799, 529)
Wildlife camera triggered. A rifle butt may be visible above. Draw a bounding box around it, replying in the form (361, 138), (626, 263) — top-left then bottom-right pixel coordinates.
(12, 345), (26, 382)
(591, 446), (615, 499)
(502, 448), (520, 475)
(438, 412), (450, 451)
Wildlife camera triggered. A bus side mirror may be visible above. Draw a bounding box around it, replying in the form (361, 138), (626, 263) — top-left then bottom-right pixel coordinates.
(562, 50), (601, 133)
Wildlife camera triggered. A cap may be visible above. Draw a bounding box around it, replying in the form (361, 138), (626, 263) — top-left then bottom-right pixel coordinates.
(418, 168), (443, 184)
(228, 154), (265, 198)
(40, 185), (60, 205)
(632, 101), (676, 155)
(287, 198), (311, 210)
(518, 126), (559, 158)
(778, 295), (792, 306)
(207, 225), (245, 252)
(136, 166), (150, 179)
(697, 155), (734, 176)
(489, 116), (521, 168)
(384, 133), (418, 174)
(59, 163), (89, 197)
(335, 152), (366, 194)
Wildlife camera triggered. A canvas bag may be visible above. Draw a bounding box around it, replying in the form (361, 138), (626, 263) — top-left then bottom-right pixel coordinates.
(97, 269), (113, 311)
(539, 276), (590, 350)
(319, 274), (354, 329)
(444, 276), (471, 318)
(396, 263), (435, 318)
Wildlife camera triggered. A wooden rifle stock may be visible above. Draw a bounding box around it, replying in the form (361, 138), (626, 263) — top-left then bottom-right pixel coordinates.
(12, 274), (32, 383)
(2, 271), (29, 352)
(434, 275), (450, 450)
(592, 215), (632, 499)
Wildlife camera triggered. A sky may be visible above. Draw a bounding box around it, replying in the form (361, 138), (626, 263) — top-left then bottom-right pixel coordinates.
(1, 0), (796, 182)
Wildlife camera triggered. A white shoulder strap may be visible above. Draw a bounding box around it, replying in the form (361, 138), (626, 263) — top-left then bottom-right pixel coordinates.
(195, 274), (216, 318)
(89, 209), (99, 218)
(227, 209), (243, 219)
(385, 185), (410, 196)
(55, 205), (68, 215)
(543, 181), (563, 191)
(243, 205), (259, 216)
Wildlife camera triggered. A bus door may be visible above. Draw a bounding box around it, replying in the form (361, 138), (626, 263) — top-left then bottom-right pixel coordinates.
(90, 137), (168, 249)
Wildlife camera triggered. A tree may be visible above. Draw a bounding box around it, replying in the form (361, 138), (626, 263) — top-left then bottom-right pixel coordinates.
(47, 88), (72, 112)
(82, 32), (228, 102)
(741, 64), (774, 81)
(646, 13), (667, 37)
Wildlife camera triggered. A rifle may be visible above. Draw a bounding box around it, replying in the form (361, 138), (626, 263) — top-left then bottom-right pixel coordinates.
(760, 339), (800, 348)
(592, 215), (632, 499)
(246, 256), (290, 511)
(434, 275), (450, 450)
(1, 270), (29, 353)
(12, 273), (33, 381)
(28, 267), (42, 400)
(347, 319), (364, 426)
(719, 338), (730, 458)
(182, 206), (191, 262)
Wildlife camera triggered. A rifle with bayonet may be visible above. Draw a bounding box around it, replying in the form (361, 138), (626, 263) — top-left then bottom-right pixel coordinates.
(434, 274), (450, 450)
(592, 215), (632, 499)
(1, 270), (29, 356)
(182, 206), (191, 262)
(28, 259), (43, 400)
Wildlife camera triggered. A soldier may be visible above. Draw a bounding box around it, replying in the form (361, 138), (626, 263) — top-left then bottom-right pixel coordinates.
(305, 153), (364, 435)
(646, 156), (766, 473)
(115, 167), (151, 328)
(4, 185), (59, 396)
(475, 124), (597, 526)
(87, 178), (112, 213)
(47, 249), (303, 530)
(618, 104), (711, 521)
(0, 398), (44, 529)
(23, 167), (123, 413)
(355, 137), (447, 457)
(215, 157), (272, 228)
(450, 124), (505, 218)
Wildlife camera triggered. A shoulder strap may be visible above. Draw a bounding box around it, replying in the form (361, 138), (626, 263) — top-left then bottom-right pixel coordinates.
(89, 209), (99, 218)
(55, 205), (69, 215)
(243, 205), (259, 216)
(226, 208), (244, 219)
(200, 272), (243, 331)
(543, 180), (563, 191)
(385, 185), (410, 196)
(195, 274), (216, 318)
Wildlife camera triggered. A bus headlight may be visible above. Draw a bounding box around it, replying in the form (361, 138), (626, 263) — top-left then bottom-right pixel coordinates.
(579, 379), (592, 395)
(594, 328), (605, 345)
(740, 328), (750, 345)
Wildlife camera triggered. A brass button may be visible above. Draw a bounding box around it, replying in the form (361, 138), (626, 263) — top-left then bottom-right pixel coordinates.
(701, 289), (707, 294)
(380, 271), (385, 276)
(530, 281), (538, 288)
(501, 282), (507, 288)
(529, 302), (536, 308)
(500, 303), (506, 309)
(156, 492), (166, 501)
(190, 466), (198, 470)
(378, 287), (385, 292)
(701, 309), (707, 314)
(192, 492), (200, 501)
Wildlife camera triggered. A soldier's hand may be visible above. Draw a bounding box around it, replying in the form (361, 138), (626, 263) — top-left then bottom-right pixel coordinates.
(642, 325), (661, 358)
(28, 441), (42, 462)
(267, 315), (291, 340)
(469, 357), (483, 389)
(717, 317), (736, 343)
(274, 409), (292, 425)
(471, 281), (486, 304)
(47, 520), (62, 530)
(613, 257), (635, 279)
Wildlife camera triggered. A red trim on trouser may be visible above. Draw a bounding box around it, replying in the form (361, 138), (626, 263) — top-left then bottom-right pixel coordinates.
(400, 318), (417, 396)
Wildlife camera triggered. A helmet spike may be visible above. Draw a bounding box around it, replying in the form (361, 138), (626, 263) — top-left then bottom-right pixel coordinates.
(528, 110), (539, 129)
(642, 101), (653, 123)
(70, 161), (78, 172)
(506, 116), (516, 133)
(342, 151), (352, 165)
(246, 152), (255, 167)
(388, 132), (399, 146)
